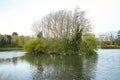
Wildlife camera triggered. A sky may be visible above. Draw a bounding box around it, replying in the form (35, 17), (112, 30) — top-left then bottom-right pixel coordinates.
(0, 0), (120, 36)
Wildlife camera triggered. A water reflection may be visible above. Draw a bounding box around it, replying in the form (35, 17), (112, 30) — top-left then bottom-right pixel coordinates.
(0, 51), (36, 80)
(0, 57), (18, 65)
(22, 54), (98, 80)
(0, 51), (98, 80)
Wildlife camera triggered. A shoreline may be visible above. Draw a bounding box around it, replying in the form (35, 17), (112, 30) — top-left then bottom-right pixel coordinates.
(98, 46), (120, 49)
(0, 48), (24, 51)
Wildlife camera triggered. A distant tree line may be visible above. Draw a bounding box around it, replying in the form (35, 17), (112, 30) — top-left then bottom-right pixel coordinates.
(97, 31), (120, 48)
(0, 32), (30, 48)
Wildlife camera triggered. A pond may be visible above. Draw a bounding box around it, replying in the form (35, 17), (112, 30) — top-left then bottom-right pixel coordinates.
(0, 49), (120, 80)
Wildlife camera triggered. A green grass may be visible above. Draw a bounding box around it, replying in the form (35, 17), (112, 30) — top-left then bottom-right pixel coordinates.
(0, 47), (24, 51)
(99, 45), (120, 49)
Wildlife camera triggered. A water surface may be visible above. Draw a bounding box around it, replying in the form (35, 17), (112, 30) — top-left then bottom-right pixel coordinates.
(0, 49), (120, 80)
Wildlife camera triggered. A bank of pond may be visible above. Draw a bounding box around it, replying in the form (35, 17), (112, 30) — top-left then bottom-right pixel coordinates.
(98, 45), (120, 49)
(0, 47), (23, 51)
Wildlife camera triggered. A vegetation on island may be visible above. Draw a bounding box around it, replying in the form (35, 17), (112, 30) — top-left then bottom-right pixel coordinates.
(24, 7), (97, 55)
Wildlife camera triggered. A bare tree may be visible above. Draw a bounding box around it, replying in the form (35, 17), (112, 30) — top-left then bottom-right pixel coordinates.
(32, 7), (91, 39)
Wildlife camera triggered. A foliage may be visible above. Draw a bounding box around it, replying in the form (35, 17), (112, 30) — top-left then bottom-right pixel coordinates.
(12, 32), (18, 36)
(24, 36), (97, 55)
(18, 36), (24, 47)
(0, 33), (31, 49)
(24, 38), (40, 53)
(0, 34), (11, 47)
(63, 36), (97, 55)
(100, 40), (120, 49)
(11, 35), (18, 47)
(80, 37), (97, 55)
(24, 38), (64, 54)
(45, 38), (64, 54)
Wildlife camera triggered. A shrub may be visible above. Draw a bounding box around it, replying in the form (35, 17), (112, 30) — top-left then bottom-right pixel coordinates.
(80, 37), (97, 55)
(24, 38), (44, 54)
(24, 38), (64, 55)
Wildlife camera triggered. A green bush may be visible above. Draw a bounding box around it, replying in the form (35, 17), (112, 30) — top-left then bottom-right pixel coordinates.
(44, 38), (64, 54)
(79, 37), (97, 55)
(24, 38), (44, 54)
(24, 38), (64, 55)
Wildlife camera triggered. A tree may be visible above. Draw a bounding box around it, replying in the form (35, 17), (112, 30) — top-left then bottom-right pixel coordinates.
(0, 34), (4, 47)
(30, 7), (96, 55)
(4, 35), (12, 47)
(12, 32), (18, 36)
(11, 32), (18, 47)
(37, 32), (43, 38)
(18, 36), (24, 47)
(32, 7), (91, 38)
(81, 35), (97, 54)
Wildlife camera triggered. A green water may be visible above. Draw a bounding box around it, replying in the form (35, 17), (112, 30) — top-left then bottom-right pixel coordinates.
(0, 49), (120, 80)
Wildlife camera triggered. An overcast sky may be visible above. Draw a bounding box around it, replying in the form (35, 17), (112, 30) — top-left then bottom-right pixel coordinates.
(0, 0), (120, 36)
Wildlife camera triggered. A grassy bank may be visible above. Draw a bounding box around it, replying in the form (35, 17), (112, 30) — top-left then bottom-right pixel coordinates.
(98, 45), (120, 49)
(0, 47), (24, 51)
